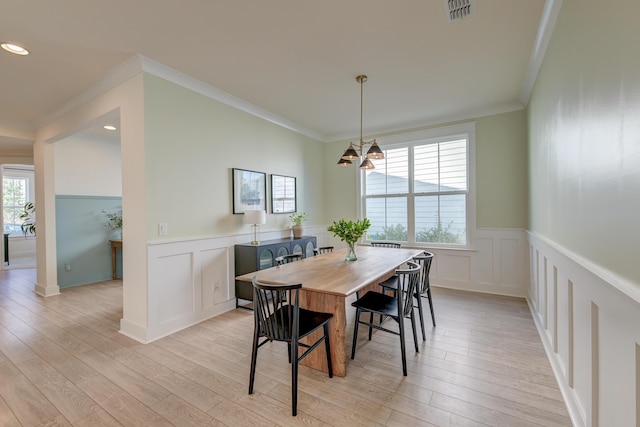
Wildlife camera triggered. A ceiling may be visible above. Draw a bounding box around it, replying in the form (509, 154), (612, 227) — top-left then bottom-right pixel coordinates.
(0, 0), (549, 146)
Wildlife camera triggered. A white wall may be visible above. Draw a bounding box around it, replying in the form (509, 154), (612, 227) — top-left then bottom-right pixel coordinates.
(54, 135), (121, 196)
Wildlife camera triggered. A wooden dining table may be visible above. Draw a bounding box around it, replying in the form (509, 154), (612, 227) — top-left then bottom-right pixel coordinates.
(235, 245), (423, 376)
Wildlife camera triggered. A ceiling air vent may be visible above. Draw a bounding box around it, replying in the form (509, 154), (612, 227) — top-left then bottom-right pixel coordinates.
(444, 0), (475, 22)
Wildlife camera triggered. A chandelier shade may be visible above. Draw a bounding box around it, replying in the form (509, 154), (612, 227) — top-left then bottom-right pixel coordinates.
(341, 143), (360, 160)
(358, 158), (375, 169)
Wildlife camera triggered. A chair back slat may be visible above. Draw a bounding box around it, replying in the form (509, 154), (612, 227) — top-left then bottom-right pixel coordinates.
(313, 246), (334, 255)
(275, 253), (303, 265)
(252, 278), (301, 342)
(413, 251), (434, 294)
(395, 261), (421, 317)
(370, 242), (401, 248)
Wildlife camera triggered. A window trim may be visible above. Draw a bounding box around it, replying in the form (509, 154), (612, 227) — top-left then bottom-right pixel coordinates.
(357, 122), (476, 249)
(2, 165), (36, 237)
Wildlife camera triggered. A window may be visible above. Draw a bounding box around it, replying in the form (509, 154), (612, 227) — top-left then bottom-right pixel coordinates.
(362, 123), (474, 247)
(2, 167), (35, 235)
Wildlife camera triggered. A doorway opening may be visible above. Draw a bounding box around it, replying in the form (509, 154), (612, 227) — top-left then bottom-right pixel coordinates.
(1, 164), (36, 269)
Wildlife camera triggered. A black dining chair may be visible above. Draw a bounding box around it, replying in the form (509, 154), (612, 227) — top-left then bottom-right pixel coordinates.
(248, 276), (333, 416)
(370, 242), (401, 248)
(313, 246), (334, 255)
(275, 253), (303, 265)
(350, 261), (421, 376)
(380, 251), (435, 340)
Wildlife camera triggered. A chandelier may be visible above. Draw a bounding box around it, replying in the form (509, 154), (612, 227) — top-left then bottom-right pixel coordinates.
(337, 75), (384, 169)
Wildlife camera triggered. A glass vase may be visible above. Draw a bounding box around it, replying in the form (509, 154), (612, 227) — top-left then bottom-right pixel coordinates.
(345, 241), (357, 261)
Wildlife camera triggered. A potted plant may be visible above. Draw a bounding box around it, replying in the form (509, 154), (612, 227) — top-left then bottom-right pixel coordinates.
(102, 209), (123, 239)
(327, 218), (371, 261)
(289, 212), (307, 239)
(19, 202), (36, 236)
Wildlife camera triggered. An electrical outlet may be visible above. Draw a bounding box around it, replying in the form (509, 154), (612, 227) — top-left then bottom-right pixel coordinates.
(65, 263), (72, 271)
(158, 223), (168, 236)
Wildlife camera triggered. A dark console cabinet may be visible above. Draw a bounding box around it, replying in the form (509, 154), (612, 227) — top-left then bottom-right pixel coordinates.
(234, 236), (317, 308)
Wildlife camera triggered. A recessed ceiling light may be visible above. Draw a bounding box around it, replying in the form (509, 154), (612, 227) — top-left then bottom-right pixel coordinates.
(1, 43), (29, 55)
(103, 125), (117, 131)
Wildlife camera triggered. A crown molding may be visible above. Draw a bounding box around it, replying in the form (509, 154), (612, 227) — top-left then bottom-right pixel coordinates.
(36, 55), (144, 129)
(326, 101), (525, 143)
(137, 56), (326, 142)
(519, 0), (563, 105)
(37, 54), (326, 142)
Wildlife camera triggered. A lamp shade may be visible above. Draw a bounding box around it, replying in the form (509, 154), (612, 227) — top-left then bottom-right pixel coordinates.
(243, 210), (266, 224)
(341, 143), (360, 160)
(365, 141), (384, 159)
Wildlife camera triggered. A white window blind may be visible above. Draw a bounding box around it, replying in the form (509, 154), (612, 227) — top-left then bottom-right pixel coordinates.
(363, 133), (469, 246)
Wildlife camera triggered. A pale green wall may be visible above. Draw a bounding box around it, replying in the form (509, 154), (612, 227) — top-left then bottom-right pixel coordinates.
(323, 139), (360, 223)
(324, 111), (529, 229)
(476, 110), (528, 228)
(528, 0), (640, 285)
(143, 74), (325, 241)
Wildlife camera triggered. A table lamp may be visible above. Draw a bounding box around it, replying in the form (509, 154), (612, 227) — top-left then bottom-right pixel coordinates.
(244, 210), (266, 245)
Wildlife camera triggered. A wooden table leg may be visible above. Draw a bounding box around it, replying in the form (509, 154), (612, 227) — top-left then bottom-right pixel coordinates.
(296, 276), (394, 377)
(298, 290), (347, 377)
(112, 245), (117, 280)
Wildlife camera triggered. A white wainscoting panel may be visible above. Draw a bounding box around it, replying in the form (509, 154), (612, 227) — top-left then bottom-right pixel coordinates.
(201, 247), (231, 308)
(427, 228), (529, 297)
(143, 227), (329, 343)
(528, 232), (640, 427)
(146, 235), (236, 342)
(140, 227), (529, 343)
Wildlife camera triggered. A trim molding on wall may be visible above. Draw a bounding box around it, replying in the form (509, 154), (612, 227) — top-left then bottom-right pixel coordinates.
(428, 228), (529, 297)
(527, 231), (640, 427)
(129, 226), (528, 343)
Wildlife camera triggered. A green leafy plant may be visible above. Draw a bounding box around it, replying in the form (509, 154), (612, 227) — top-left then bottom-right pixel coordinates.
(289, 212), (307, 226)
(327, 218), (371, 244)
(371, 223), (408, 241)
(19, 202), (36, 236)
(102, 209), (123, 230)
(369, 221), (462, 244)
(416, 221), (461, 244)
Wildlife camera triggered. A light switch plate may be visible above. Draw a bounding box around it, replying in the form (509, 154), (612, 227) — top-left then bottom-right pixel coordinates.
(158, 223), (168, 236)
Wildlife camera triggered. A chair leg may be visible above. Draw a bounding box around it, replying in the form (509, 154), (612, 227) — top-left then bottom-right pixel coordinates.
(415, 292), (426, 341)
(426, 288), (436, 326)
(323, 323), (333, 378)
(368, 312), (374, 340)
(291, 337), (299, 416)
(397, 315), (407, 376)
(248, 328), (260, 394)
(409, 310), (419, 353)
(351, 308), (361, 359)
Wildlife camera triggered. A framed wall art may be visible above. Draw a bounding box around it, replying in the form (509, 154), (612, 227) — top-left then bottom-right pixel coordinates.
(271, 174), (296, 214)
(232, 168), (267, 214)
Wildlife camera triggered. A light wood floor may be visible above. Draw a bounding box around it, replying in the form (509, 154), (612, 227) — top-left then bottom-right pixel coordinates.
(0, 268), (571, 426)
